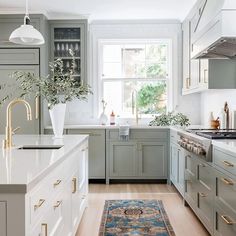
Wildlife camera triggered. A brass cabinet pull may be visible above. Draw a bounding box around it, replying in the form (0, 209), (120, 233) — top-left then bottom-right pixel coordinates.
(222, 160), (234, 167)
(53, 179), (62, 187)
(72, 177), (77, 193)
(221, 215), (236, 225)
(41, 223), (48, 236)
(199, 163), (206, 167)
(53, 200), (62, 209)
(199, 192), (207, 197)
(221, 177), (234, 186)
(34, 199), (45, 211)
(35, 96), (40, 120)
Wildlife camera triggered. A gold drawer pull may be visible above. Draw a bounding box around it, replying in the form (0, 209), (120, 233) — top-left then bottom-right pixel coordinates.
(34, 199), (45, 211)
(199, 192), (207, 197)
(221, 215), (236, 225)
(53, 200), (62, 209)
(222, 160), (234, 167)
(72, 177), (77, 193)
(221, 177), (234, 186)
(41, 223), (48, 236)
(53, 179), (62, 187)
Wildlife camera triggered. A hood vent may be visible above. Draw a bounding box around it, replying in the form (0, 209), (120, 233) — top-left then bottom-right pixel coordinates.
(198, 38), (236, 59)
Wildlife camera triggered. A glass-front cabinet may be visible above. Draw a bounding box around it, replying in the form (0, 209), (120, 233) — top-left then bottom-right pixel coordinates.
(49, 20), (88, 84)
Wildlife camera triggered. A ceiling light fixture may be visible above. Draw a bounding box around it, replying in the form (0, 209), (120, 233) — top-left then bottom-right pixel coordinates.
(9, 0), (45, 45)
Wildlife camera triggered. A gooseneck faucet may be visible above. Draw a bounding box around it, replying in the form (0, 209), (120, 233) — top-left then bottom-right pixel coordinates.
(3, 98), (32, 149)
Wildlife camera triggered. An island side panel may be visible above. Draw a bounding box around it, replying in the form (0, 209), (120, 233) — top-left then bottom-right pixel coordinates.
(0, 193), (25, 236)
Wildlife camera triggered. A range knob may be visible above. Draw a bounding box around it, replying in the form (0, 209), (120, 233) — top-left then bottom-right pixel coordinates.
(197, 147), (206, 156)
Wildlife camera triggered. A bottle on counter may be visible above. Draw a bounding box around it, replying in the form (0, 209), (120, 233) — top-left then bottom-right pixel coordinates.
(220, 108), (226, 129)
(209, 112), (214, 128)
(110, 111), (116, 125)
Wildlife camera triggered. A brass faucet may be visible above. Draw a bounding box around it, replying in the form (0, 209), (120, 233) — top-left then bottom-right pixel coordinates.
(132, 90), (141, 125)
(2, 98), (32, 149)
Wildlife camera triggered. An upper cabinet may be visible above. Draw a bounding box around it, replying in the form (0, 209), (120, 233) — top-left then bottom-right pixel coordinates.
(49, 20), (88, 84)
(182, 0), (236, 95)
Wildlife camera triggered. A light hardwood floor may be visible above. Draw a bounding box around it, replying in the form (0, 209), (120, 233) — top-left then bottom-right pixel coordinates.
(76, 184), (210, 236)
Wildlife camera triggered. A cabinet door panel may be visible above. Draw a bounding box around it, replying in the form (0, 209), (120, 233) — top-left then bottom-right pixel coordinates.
(139, 142), (167, 178)
(170, 143), (178, 183)
(0, 65), (40, 134)
(109, 142), (137, 177)
(0, 202), (6, 236)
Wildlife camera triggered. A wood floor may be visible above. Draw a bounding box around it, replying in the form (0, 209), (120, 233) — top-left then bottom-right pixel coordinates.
(76, 184), (210, 236)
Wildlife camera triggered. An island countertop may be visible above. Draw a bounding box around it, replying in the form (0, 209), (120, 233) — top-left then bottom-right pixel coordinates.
(0, 135), (88, 193)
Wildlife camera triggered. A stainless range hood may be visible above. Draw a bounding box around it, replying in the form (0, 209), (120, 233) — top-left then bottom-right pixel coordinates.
(192, 1), (236, 59)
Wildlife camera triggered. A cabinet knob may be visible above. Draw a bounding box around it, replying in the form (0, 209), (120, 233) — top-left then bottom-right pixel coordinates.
(199, 192), (207, 198)
(221, 215), (236, 225)
(34, 199), (45, 211)
(53, 200), (62, 209)
(53, 179), (62, 187)
(72, 177), (77, 193)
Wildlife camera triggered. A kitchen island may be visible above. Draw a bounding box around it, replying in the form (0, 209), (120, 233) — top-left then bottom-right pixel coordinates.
(0, 135), (89, 236)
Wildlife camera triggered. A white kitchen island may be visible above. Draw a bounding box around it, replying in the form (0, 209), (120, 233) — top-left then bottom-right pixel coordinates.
(0, 135), (89, 236)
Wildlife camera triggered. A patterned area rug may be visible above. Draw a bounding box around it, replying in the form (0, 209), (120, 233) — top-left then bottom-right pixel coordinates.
(99, 199), (175, 236)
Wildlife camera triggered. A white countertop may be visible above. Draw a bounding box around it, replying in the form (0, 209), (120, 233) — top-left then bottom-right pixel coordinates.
(212, 139), (236, 153)
(0, 135), (88, 193)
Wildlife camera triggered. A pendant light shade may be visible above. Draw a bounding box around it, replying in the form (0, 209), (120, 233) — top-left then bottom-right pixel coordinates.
(9, 0), (45, 45)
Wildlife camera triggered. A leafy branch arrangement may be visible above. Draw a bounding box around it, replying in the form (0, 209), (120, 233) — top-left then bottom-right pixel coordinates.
(0, 49), (92, 109)
(149, 112), (190, 127)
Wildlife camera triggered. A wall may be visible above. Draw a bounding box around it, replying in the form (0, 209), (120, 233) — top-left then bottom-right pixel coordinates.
(201, 90), (236, 128)
(44, 20), (201, 126)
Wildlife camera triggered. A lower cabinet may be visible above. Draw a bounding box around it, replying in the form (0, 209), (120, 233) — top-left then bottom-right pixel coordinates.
(184, 150), (214, 235)
(0, 202), (6, 236)
(106, 129), (168, 183)
(0, 139), (89, 236)
(170, 141), (185, 196)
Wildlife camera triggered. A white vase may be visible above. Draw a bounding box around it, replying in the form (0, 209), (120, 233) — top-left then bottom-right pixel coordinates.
(49, 103), (66, 139)
(99, 111), (108, 125)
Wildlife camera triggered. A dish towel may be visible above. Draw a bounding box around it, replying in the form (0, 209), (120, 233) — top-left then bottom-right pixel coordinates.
(119, 125), (130, 141)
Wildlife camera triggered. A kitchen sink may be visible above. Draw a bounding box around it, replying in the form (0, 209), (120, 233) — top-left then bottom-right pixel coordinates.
(18, 145), (63, 150)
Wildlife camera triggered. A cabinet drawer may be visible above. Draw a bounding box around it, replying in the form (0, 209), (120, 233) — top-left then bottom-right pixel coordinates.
(214, 147), (236, 176)
(185, 152), (198, 177)
(0, 48), (39, 65)
(198, 162), (214, 189)
(107, 129), (168, 141)
(215, 204), (236, 236)
(215, 170), (236, 213)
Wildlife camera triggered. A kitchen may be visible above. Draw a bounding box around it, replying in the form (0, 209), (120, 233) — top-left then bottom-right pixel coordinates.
(0, 0), (236, 236)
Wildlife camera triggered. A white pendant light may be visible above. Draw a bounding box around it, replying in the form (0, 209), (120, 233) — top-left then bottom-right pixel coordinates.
(9, 0), (45, 45)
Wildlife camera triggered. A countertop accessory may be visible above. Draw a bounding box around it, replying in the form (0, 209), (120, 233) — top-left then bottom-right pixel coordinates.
(99, 99), (108, 125)
(2, 98), (32, 149)
(224, 102), (230, 130)
(210, 117), (220, 129)
(9, 0), (45, 45)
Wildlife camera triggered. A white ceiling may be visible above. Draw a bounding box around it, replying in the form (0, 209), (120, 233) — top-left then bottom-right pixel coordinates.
(0, 0), (197, 21)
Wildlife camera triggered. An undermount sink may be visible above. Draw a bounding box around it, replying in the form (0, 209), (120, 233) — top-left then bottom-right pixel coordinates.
(18, 145), (63, 150)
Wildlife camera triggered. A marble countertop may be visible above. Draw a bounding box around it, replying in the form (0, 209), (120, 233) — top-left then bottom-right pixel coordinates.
(0, 135), (88, 193)
(212, 139), (236, 153)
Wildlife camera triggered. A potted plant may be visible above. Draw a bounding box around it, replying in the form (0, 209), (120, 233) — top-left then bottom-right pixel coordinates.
(0, 49), (92, 138)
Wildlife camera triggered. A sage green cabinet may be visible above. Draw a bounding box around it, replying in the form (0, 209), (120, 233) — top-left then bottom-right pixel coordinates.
(67, 129), (106, 179)
(184, 150), (214, 235)
(49, 20), (88, 84)
(170, 130), (185, 196)
(109, 142), (137, 177)
(0, 202), (6, 236)
(106, 129), (168, 183)
(0, 62), (40, 134)
(138, 142), (167, 178)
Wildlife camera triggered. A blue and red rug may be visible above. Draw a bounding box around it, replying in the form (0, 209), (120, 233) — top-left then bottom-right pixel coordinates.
(99, 199), (175, 236)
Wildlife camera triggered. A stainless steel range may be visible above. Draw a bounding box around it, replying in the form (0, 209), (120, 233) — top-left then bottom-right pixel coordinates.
(178, 129), (236, 162)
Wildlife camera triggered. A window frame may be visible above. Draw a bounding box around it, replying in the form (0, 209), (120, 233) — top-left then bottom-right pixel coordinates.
(97, 39), (173, 118)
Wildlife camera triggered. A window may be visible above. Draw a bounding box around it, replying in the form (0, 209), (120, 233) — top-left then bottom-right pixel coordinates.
(100, 40), (171, 117)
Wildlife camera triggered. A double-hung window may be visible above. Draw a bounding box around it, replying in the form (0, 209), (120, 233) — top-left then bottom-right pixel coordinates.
(100, 40), (171, 117)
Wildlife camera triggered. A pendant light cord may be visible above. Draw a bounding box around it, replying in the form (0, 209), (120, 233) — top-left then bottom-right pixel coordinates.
(24, 0), (30, 25)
